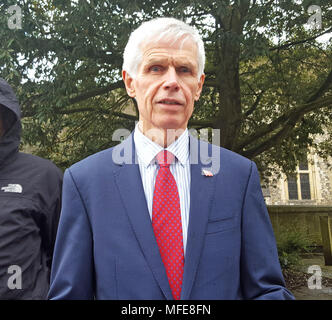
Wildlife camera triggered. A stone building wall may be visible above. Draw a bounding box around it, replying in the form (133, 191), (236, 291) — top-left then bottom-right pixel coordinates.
(264, 152), (332, 205)
(315, 154), (332, 205)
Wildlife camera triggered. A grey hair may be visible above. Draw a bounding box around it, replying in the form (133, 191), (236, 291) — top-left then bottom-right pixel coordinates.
(122, 17), (205, 80)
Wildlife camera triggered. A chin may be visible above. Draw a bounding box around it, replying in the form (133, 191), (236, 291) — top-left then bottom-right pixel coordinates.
(155, 115), (188, 130)
(158, 121), (186, 131)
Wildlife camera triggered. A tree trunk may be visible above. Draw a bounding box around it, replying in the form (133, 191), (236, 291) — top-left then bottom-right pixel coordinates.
(216, 35), (242, 150)
(213, 3), (249, 151)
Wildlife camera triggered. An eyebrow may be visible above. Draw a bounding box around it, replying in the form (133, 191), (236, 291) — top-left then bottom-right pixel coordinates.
(144, 57), (196, 69)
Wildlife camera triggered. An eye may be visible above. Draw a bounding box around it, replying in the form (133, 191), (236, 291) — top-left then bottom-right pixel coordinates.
(149, 65), (163, 72)
(178, 66), (191, 73)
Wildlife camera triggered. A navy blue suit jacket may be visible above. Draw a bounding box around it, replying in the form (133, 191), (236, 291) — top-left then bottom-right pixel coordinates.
(48, 133), (294, 299)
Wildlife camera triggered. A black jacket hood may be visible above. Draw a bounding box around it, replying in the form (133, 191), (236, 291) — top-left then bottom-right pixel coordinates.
(0, 78), (21, 167)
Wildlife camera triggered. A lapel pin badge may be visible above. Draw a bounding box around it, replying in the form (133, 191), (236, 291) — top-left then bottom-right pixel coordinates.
(202, 169), (213, 177)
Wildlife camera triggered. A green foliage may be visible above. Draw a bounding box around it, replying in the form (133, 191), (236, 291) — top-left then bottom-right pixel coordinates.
(0, 0), (331, 172)
(276, 229), (313, 269)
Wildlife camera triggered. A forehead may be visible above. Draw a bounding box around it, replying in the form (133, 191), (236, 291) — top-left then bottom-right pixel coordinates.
(140, 37), (198, 66)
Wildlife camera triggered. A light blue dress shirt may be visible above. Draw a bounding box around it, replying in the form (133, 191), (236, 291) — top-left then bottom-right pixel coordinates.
(134, 125), (191, 254)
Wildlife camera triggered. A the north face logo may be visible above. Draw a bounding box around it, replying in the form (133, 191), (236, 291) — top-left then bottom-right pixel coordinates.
(1, 184), (23, 193)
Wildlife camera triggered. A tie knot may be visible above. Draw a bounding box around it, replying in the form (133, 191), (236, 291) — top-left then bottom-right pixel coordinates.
(156, 150), (174, 167)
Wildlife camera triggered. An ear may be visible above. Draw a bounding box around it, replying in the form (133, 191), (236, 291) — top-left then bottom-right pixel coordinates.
(194, 73), (205, 101)
(122, 70), (136, 98)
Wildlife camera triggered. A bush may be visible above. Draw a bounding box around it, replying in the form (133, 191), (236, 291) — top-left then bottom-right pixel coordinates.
(276, 230), (313, 269)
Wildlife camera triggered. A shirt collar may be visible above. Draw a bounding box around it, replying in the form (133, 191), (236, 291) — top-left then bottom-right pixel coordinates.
(134, 123), (189, 168)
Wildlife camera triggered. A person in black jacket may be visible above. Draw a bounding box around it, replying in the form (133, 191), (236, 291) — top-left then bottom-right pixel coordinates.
(0, 78), (63, 299)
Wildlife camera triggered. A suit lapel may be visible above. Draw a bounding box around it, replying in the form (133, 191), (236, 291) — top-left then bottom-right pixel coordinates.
(180, 135), (218, 300)
(113, 135), (173, 300)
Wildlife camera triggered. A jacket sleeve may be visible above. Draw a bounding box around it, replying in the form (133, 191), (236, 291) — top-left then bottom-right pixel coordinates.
(240, 161), (294, 300)
(43, 167), (63, 270)
(48, 168), (94, 300)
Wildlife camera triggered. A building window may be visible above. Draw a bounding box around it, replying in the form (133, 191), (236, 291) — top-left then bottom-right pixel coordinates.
(287, 175), (299, 200)
(286, 157), (313, 201)
(300, 173), (311, 199)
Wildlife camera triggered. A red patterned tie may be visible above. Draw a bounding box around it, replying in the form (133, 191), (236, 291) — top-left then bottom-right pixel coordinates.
(152, 150), (184, 300)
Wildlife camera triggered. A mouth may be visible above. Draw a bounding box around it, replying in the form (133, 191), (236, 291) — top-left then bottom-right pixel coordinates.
(157, 99), (183, 106)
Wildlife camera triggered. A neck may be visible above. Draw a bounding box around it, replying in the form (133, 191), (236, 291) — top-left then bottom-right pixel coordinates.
(138, 122), (185, 148)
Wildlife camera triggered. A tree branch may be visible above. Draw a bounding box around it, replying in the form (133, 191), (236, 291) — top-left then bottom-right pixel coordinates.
(69, 81), (125, 105)
(188, 118), (214, 127)
(235, 66), (332, 152)
(307, 69), (332, 102)
(242, 117), (300, 158)
(61, 108), (138, 121)
(269, 27), (332, 51)
(21, 81), (125, 118)
(22, 105), (138, 121)
(239, 95), (332, 157)
(244, 90), (265, 117)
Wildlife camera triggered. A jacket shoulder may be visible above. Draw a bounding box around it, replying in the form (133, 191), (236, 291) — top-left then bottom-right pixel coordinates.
(216, 146), (253, 178)
(219, 146), (252, 168)
(69, 147), (116, 176)
(69, 133), (134, 175)
(194, 137), (253, 174)
(18, 152), (63, 176)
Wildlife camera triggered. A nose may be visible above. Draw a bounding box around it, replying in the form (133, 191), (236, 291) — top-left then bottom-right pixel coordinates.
(162, 67), (180, 91)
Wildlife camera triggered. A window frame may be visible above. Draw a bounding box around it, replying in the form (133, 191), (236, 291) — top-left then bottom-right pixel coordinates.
(285, 155), (316, 202)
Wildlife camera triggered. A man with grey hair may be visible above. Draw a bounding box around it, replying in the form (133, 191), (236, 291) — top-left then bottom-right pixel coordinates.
(48, 17), (294, 300)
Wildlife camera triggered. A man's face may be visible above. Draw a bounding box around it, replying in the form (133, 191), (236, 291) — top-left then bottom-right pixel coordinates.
(123, 37), (205, 133)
